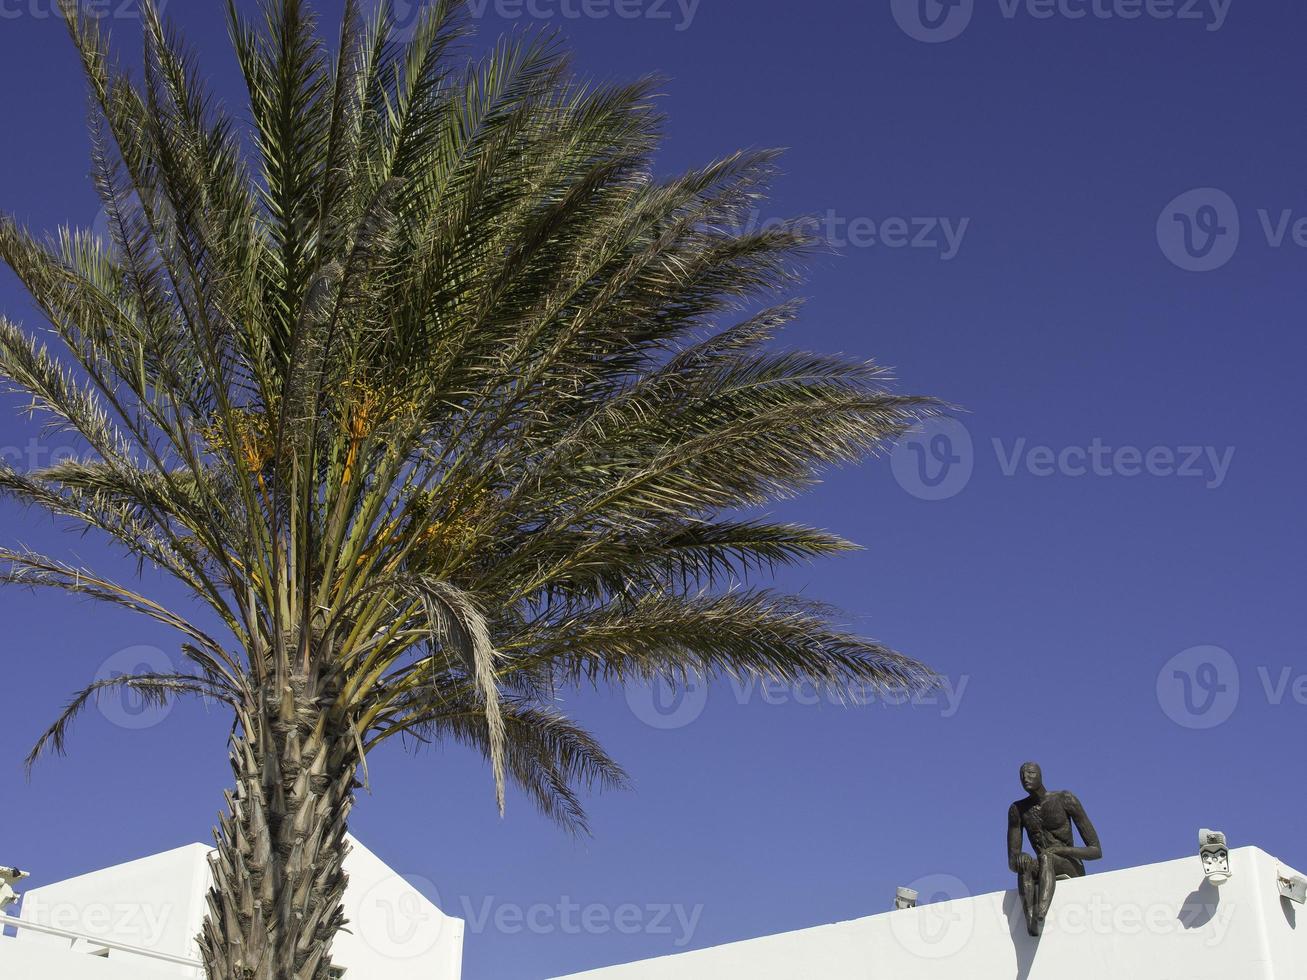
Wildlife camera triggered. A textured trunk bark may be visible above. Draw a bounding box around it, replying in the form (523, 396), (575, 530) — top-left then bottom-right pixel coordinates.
(199, 674), (358, 980)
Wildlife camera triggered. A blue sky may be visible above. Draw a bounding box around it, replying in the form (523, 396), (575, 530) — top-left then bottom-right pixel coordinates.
(0, 1), (1303, 977)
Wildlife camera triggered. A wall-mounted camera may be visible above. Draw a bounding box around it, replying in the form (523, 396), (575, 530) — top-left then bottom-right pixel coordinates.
(894, 887), (918, 911)
(0, 866), (29, 911)
(1278, 869), (1307, 905)
(1199, 829), (1232, 885)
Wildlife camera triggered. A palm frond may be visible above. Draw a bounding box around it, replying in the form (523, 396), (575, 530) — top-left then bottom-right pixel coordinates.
(27, 672), (236, 772)
(8, 0), (943, 841)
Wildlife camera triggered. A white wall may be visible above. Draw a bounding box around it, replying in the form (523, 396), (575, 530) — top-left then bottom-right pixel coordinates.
(4, 835), (463, 979)
(334, 835), (466, 979)
(552, 847), (1307, 980)
(0, 938), (184, 979)
(14, 842), (210, 977)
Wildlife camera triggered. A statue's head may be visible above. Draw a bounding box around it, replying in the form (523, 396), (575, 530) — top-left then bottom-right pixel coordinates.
(1020, 762), (1044, 794)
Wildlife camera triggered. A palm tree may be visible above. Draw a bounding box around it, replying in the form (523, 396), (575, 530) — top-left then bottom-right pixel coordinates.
(0, 1), (939, 976)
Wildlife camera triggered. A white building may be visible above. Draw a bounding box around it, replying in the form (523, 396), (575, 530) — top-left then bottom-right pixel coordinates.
(6, 840), (1304, 979)
(0, 836), (464, 979)
(552, 846), (1307, 980)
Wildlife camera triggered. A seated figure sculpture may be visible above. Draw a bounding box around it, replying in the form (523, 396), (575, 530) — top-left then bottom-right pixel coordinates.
(1007, 762), (1102, 936)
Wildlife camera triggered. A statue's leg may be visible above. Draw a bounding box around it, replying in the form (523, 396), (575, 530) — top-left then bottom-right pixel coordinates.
(1019, 867), (1039, 936)
(1032, 852), (1058, 935)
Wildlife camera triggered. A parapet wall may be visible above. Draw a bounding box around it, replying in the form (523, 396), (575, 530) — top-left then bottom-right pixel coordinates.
(554, 847), (1306, 980)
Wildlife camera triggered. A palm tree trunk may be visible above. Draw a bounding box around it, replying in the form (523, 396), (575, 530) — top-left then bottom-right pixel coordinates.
(199, 674), (358, 980)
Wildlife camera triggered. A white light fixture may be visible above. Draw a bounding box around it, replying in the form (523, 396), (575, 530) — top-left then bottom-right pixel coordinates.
(894, 887), (919, 911)
(1277, 868), (1307, 905)
(1199, 830), (1232, 885)
(0, 866), (29, 910)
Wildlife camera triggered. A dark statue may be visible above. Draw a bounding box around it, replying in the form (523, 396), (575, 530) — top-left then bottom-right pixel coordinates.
(1007, 762), (1102, 937)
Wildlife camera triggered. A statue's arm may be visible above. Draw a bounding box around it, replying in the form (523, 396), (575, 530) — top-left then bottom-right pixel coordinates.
(1007, 804), (1030, 872)
(1053, 793), (1103, 862)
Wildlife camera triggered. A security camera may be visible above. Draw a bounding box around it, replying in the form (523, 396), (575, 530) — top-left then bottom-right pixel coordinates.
(1199, 829), (1232, 885)
(1278, 869), (1307, 905)
(0, 866), (28, 910)
(894, 887), (919, 911)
